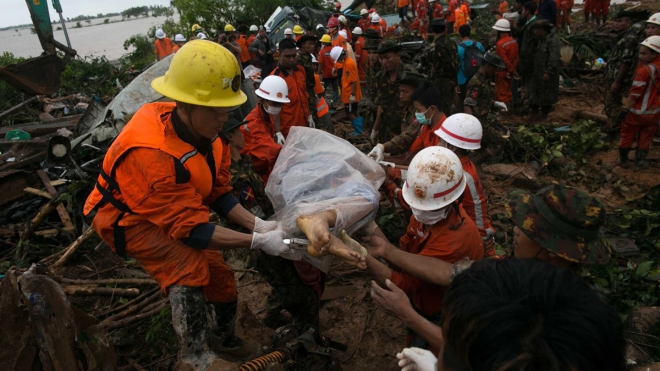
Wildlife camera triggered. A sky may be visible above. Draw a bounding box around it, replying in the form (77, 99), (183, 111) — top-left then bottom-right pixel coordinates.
(0, 0), (172, 28)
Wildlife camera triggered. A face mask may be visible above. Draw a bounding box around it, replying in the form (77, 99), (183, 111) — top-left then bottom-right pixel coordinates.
(415, 107), (432, 125)
(411, 206), (450, 225)
(264, 103), (281, 115)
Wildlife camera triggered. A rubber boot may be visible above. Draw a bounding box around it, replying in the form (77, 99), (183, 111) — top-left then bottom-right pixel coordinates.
(207, 301), (261, 360)
(350, 116), (364, 136)
(584, 13), (590, 23)
(635, 150), (649, 169)
(618, 148), (632, 169)
(169, 285), (219, 371)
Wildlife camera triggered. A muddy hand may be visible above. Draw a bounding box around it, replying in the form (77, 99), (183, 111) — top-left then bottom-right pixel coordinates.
(371, 279), (414, 320)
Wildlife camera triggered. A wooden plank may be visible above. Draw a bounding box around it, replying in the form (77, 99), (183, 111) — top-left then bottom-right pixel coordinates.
(0, 114), (81, 136)
(36, 169), (75, 232)
(24, 187), (52, 199)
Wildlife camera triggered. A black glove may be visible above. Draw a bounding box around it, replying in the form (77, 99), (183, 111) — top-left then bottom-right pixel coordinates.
(617, 109), (629, 123)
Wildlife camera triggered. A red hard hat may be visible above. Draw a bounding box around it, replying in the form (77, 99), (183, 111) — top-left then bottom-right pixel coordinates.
(335, 2), (341, 8)
(327, 17), (339, 28)
(368, 8), (376, 13)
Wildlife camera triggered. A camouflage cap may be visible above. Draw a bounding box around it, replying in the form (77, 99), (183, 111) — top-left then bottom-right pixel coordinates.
(364, 38), (382, 51)
(222, 118), (245, 134)
(505, 184), (611, 264)
(377, 40), (402, 54)
(362, 28), (383, 40)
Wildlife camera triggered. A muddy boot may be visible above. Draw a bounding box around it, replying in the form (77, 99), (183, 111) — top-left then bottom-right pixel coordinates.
(635, 150), (649, 169)
(618, 148), (632, 169)
(170, 285), (219, 371)
(584, 13), (590, 23)
(207, 301), (261, 360)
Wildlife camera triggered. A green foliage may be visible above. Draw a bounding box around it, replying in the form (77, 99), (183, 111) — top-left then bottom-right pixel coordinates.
(122, 6), (150, 19)
(75, 21), (82, 28)
(0, 52), (26, 111)
(145, 307), (178, 356)
(151, 5), (175, 18)
(376, 206), (408, 244)
(104, 18), (110, 24)
(59, 56), (123, 97)
(122, 34), (156, 70)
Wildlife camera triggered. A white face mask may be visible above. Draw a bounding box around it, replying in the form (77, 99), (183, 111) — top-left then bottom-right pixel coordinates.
(411, 206), (450, 225)
(264, 103), (281, 115)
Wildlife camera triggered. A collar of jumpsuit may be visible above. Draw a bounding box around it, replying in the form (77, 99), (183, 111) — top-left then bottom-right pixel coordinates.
(170, 107), (214, 155)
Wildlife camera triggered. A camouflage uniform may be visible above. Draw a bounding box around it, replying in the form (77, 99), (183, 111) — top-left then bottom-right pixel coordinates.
(505, 184), (611, 264)
(528, 29), (561, 110)
(517, 17), (539, 90)
(364, 60), (382, 132)
(374, 61), (412, 143)
(463, 72), (504, 146)
(384, 105), (421, 154)
(603, 29), (639, 131)
(427, 34), (460, 115)
(229, 155), (319, 330)
(298, 51), (318, 122)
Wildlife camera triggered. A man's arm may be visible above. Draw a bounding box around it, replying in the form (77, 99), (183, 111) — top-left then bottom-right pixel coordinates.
(373, 105), (384, 132)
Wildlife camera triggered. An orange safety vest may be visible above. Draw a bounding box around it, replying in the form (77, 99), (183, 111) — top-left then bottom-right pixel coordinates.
(237, 34), (251, 63)
(154, 38), (174, 59)
(317, 97), (330, 117)
(84, 102), (229, 257)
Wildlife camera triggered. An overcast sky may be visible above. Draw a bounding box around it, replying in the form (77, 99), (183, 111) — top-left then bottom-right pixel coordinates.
(0, 0), (172, 28)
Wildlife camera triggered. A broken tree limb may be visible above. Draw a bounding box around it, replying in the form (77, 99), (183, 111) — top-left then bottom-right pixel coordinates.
(51, 227), (95, 268)
(102, 290), (164, 325)
(36, 169), (75, 233)
(576, 110), (608, 124)
(0, 96), (38, 120)
(103, 300), (168, 331)
(61, 278), (158, 286)
(97, 287), (160, 317)
(16, 196), (62, 259)
(23, 187), (52, 199)
(63, 286), (140, 296)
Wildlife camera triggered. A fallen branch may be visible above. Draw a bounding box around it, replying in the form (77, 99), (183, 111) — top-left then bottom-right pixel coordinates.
(576, 110), (608, 124)
(104, 300), (168, 331)
(101, 289), (163, 324)
(61, 278), (158, 286)
(37, 169), (75, 232)
(96, 287), (160, 317)
(51, 227), (95, 268)
(23, 187), (52, 199)
(17, 197), (62, 259)
(63, 286), (140, 297)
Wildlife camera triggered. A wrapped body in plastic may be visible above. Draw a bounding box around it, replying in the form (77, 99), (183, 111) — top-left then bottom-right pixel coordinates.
(266, 127), (386, 271)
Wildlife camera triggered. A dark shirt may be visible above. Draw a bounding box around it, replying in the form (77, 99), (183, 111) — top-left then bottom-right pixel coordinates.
(538, 0), (557, 26)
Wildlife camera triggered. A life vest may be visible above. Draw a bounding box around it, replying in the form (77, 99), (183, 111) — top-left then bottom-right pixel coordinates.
(317, 97), (330, 117)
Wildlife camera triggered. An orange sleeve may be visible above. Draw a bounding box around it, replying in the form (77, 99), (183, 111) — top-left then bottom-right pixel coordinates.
(114, 148), (210, 241)
(496, 40), (515, 73)
(409, 134), (424, 154)
(240, 120), (282, 176)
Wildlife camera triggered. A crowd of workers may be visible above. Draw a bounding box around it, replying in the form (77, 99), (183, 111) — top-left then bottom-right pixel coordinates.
(85, 3), (660, 370)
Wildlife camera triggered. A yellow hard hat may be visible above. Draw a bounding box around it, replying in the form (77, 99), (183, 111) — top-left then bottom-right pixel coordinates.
(224, 24), (236, 32)
(151, 40), (247, 107)
(293, 25), (304, 34)
(191, 24), (202, 32)
(320, 34), (332, 43)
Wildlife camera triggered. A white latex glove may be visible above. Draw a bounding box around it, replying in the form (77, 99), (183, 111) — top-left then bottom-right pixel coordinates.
(253, 217), (278, 233)
(370, 129), (379, 144)
(368, 143), (385, 162)
(307, 115), (316, 128)
(275, 132), (286, 146)
(349, 94), (356, 103)
(250, 230), (289, 256)
(494, 101), (508, 111)
(396, 348), (437, 371)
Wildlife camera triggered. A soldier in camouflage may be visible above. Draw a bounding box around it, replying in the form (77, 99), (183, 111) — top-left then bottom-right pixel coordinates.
(463, 51), (508, 147)
(222, 118), (320, 330)
(427, 18), (460, 115)
(528, 20), (561, 120)
(371, 40), (413, 144)
(517, 1), (540, 97)
(603, 11), (641, 132)
(297, 35), (319, 123)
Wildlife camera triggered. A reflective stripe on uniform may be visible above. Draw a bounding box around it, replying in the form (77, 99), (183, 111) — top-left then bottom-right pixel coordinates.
(464, 171), (484, 229)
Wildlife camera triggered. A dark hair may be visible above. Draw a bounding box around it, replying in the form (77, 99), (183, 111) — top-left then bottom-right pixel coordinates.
(431, 23), (446, 34)
(523, 1), (537, 14)
(237, 24), (248, 33)
(411, 82), (444, 112)
(458, 25), (471, 38)
(441, 259), (625, 371)
(279, 38), (297, 51)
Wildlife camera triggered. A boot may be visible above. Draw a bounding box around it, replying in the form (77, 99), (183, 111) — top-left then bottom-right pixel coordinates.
(618, 148), (632, 169)
(169, 285), (219, 371)
(207, 301), (260, 360)
(635, 150), (649, 169)
(584, 13), (590, 23)
(350, 116), (364, 136)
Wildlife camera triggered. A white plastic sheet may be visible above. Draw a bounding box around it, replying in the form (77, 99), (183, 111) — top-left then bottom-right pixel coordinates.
(266, 127), (385, 271)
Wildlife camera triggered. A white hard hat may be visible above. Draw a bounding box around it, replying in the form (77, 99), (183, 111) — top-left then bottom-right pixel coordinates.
(317, 23), (325, 30)
(353, 27), (363, 35)
(338, 15), (347, 24)
(330, 46), (344, 62)
(311, 53), (318, 63)
(493, 19), (511, 32)
(197, 33), (207, 40)
(360, 8), (369, 15)
(174, 34), (186, 42)
(641, 35), (660, 54)
(402, 147), (466, 211)
(250, 25), (258, 31)
(256, 75), (291, 103)
(338, 30), (347, 38)
(434, 113), (482, 150)
(284, 28), (293, 35)
(155, 29), (165, 39)
(647, 13), (660, 26)
(371, 14), (381, 22)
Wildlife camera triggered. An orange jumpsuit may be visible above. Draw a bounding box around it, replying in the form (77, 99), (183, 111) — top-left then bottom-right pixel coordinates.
(460, 156), (496, 256)
(409, 114), (446, 154)
(432, 3), (445, 20)
(154, 38), (174, 60)
(172, 45), (180, 53)
(446, 0), (457, 31)
(247, 34), (258, 65)
(358, 16), (371, 32)
(353, 36), (368, 83)
(371, 21), (387, 38)
(340, 57), (362, 104)
(495, 35), (519, 103)
(461, 3), (470, 22)
(237, 34), (251, 64)
(331, 34), (347, 49)
(270, 65), (310, 137)
(84, 102), (236, 303)
(416, 0), (429, 40)
(240, 105), (283, 183)
(583, 0), (593, 17)
(592, 0), (609, 19)
(620, 57), (660, 150)
(455, 7), (466, 28)
(391, 206), (483, 353)
(497, 0), (509, 19)
(318, 45), (335, 79)
(557, 0), (574, 26)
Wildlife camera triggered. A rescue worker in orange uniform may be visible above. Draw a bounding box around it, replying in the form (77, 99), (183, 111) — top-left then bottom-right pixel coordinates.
(497, 0), (509, 19)
(455, 5), (467, 29)
(434, 113), (497, 256)
(339, 15), (352, 43)
(270, 38), (312, 137)
(592, 0), (609, 26)
(557, 0), (574, 29)
(359, 146), (484, 355)
(247, 25), (259, 66)
(446, 0), (457, 34)
(154, 29), (174, 61)
(331, 46), (363, 133)
(172, 34), (186, 53)
(583, 0), (593, 22)
(460, 0), (471, 23)
(327, 17), (347, 48)
(415, 0), (429, 40)
(370, 14), (387, 38)
(352, 27), (368, 84)
(617, 36), (660, 169)
(493, 19), (519, 105)
(358, 8), (372, 31)
(83, 41), (291, 368)
(237, 25), (252, 68)
(430, 0), (444, 21)
(240, 75), (290, 183)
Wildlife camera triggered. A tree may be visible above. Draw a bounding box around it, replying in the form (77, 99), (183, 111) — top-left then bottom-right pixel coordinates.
(104, 18), (110, 24)
(85, 20), (91, 25)
(151, 6), (174, 18)
(76, 22), (82, 28)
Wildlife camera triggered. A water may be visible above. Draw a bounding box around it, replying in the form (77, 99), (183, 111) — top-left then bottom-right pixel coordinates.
(0, 14), (179, 60)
